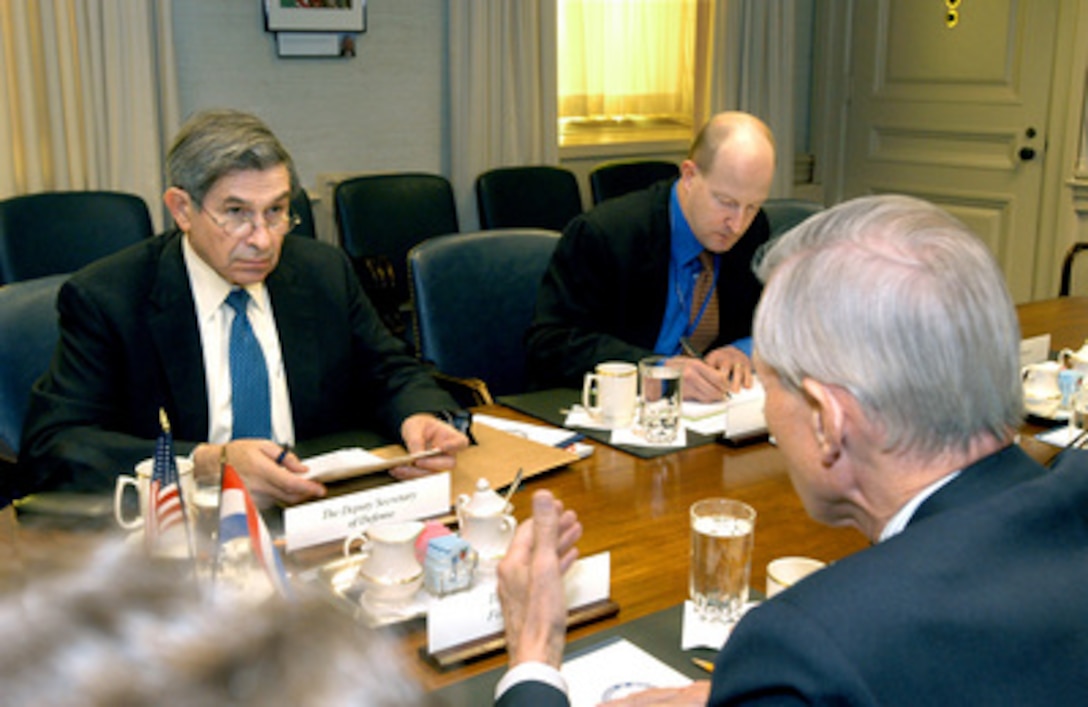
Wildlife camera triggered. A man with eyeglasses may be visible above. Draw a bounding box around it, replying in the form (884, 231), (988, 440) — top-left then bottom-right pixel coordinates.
(14, 110), (468, 504)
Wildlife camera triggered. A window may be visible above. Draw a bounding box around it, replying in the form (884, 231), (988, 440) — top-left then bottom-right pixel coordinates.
(558, 0), (703, 148)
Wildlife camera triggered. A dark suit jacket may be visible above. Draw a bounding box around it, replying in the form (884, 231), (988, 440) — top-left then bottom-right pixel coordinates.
(525, 181), (770, 390)
(495, 680), (568, 707)
(12, 231), (456, 496)
(708, 444), (1088, 705)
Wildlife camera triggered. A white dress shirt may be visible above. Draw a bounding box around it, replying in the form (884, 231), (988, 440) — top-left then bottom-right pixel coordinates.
(182, 236), (295, 445)
(494, 661), (569, 701)
(878, 470), (962, 542)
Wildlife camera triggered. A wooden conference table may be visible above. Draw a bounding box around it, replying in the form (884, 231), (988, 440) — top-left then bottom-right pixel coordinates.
(390, 295), (1088, 692)
(4, 297), (1087, 696)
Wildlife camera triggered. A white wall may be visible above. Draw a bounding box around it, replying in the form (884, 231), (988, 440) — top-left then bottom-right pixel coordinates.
(172, 0), (447, 197)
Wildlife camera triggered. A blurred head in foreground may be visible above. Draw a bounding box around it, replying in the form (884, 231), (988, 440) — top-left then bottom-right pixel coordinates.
(0, 540), (424, 707)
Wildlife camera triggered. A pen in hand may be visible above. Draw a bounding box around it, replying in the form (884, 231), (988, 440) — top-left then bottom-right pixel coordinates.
(680, 336), (702, 359)
(275, 443), (291, 466)
(681, 336), (732, 400)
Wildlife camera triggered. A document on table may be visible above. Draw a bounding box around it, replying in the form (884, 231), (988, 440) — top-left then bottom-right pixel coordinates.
(561, 637), (692, 706)
(299, 447), (442, 483)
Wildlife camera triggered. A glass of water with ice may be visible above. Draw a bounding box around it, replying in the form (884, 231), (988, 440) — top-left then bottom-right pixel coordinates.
(690, 498), (756, 623)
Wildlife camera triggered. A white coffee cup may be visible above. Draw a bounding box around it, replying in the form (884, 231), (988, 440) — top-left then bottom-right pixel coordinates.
(114, 457), (196, 532)
(766, 556), (826, 598)
(343, 521), (425, 605)
(582, 361), (638, 428)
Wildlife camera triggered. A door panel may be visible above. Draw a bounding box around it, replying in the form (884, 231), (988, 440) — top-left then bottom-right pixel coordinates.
(844, 0), (1057, 302)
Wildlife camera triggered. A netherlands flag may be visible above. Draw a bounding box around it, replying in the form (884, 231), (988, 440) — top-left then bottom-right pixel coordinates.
(218, 464), (292, 598)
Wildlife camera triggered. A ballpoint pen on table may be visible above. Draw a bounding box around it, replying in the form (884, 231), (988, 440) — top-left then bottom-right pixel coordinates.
(503, 468), (524, 509)
(554, 432), (586, 449)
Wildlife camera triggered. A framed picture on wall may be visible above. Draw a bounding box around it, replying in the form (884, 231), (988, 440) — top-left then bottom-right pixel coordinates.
(264, 0), (366, 33)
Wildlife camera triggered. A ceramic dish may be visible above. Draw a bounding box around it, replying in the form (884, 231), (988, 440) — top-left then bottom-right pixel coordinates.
(295, 554), (431, 627)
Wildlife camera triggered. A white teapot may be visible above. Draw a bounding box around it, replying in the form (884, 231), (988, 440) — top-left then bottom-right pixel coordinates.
(456, 478), (517, 565)
(1060, 342), (1088, 372)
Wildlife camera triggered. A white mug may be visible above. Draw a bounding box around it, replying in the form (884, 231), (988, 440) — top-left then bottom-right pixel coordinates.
(582, 361), (638, 428)
(766, 556), (826, 598)
(114, 457), (196, 532)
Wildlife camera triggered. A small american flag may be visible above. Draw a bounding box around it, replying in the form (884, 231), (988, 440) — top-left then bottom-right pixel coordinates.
(145, 409), (190, 554)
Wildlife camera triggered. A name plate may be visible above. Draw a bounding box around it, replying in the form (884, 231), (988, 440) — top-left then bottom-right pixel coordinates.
(283, 472), (450, 552)
(427, 551), (611, 654)
(1020, 334), (1051, 367)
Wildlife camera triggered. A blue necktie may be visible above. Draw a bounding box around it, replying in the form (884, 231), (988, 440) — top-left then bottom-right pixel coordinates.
(226, 288), (271, 439)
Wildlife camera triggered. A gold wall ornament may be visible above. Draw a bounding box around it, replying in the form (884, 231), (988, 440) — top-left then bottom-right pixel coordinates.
(946, 0), (961, 28)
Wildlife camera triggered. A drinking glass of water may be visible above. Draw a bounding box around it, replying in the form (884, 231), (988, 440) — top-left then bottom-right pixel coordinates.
(638, 355), (682, 443)
(690, 498), (756, 623)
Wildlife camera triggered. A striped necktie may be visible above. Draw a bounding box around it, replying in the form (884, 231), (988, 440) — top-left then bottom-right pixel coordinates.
(226, 288), (271, 439)
(688, 251), (719, 354)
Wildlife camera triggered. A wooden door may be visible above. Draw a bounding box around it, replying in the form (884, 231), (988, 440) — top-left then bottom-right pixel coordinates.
(843, 0), (1058, 302)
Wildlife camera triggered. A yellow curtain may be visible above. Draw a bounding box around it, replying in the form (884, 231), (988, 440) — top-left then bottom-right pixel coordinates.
(0, 0), (177, 228)
(558, 0), (698, 122)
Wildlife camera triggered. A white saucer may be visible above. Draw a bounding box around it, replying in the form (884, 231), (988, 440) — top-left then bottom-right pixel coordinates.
(1024, 396), (1070, 421)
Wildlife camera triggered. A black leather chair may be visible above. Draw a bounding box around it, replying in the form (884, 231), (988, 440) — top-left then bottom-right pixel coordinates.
(761, 198), (824, 237)
(751, 199), (824, 272)
(475, 166), (583, 231)
(408, 229), (561, 405)
(333, 173), (459, 339)
(588, 159), (680, 205)
(0, 191), (154, 284)
(1059, 243), (1088, 296)
(0, 274), (65, 473)
(289, 189), (317, 239)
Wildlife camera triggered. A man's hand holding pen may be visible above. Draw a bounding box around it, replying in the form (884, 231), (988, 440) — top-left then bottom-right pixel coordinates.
(192, 439), (325, 508)
(671, 341), (754, 402)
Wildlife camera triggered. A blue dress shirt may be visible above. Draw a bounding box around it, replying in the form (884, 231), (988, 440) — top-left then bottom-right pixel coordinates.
(653, 185), (752, 357)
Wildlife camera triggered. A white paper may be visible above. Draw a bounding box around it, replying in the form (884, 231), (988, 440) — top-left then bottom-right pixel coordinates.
(684, 413), (728, 435)
(283, 473), (450, 552)
(1020, 334), (1052, 368)
(473, 414), (594, 459)
(300, 447), (385, 479)
(427, 551), (611, 654)
(680, 599), (759, 650)
(1037, 425), (1080, 448)
(561, 638), (692, 707)
(682, 400), (730, 421)
(564, 405), (614, 431)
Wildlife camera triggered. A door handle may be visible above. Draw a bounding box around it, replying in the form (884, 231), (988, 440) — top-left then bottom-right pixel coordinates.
(1019, 147), (1036, 161)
